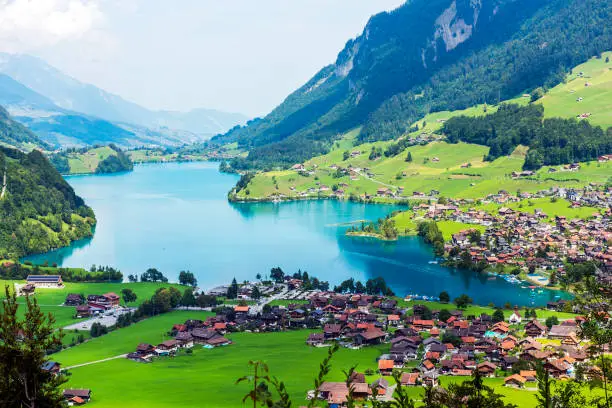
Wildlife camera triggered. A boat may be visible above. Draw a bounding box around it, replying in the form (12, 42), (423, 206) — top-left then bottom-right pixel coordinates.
(428, 260), (438, 265)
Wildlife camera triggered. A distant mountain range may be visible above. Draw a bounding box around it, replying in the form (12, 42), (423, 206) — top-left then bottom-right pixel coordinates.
(214, 0), (612, 169)
(0, 53), (248, 149)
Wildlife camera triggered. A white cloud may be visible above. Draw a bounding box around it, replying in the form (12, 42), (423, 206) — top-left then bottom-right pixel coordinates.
(0, 0), (104, 52)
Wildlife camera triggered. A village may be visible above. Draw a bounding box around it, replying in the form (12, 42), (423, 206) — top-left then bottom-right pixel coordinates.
(45, 274), (599, 407)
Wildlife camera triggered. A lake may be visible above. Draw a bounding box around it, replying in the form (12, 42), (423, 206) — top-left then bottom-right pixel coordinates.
(26, 162), (568, 306)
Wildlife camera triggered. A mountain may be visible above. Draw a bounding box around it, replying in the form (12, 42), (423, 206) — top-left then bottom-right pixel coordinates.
(0, 53), (248, 136)
(0, 109), (95, 258)
(214, 0), (612, 169)
(0, 105), (49, 150)
(0, 73), (213, 148)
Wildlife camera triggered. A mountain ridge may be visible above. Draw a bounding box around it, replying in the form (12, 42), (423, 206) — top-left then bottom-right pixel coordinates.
(215, 0), (612, 170)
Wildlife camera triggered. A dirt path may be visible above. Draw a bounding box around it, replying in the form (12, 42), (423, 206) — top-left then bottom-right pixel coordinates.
(65, 354), (127, 370)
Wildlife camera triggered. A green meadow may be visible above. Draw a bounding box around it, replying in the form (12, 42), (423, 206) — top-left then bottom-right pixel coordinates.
(66, 146), (117, 174)
(1, 280), (188, 328)
(539, 51), (612, 129)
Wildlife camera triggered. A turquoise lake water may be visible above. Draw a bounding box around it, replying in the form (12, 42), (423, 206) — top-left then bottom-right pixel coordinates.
(26, 161), (569, 306)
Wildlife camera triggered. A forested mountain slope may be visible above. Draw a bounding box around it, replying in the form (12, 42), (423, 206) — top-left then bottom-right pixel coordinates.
(215, 0), (611, 169)
(0, 111), (95, 259)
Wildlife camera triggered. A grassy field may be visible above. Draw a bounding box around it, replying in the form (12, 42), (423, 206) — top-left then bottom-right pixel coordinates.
(539, 51), (612, 129)
(65, 146), (117, 174)
(56, 320), (589, 407)
(237, 54), (612, 203)
(0, 280), (188, 328)
(396, 298), (577, 320)
(238, 134), (611, 203)
(60, 328), (386, 407)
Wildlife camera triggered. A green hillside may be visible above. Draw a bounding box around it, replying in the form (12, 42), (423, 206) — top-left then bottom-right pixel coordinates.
(232, 54), (612, 203)
(538, 51), (612, 128)
(0, 147), (95, 259)
(0, 105), (49, 151)
(215, 0), (611, 170)
(50, 144), (134, 175)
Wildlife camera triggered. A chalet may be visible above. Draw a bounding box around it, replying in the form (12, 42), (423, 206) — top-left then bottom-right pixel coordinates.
(65, 294), (84, 306)
(355, 328), (387, 346)
(63, 389), (91, 405)
(524, 320), (547, 337)
(520, 370), (537, 382)
(175, 332), (194, 348)
(548, 325), (576, 340)
(191, 328), (222, 345)
(413, 320), (435, 331)
(103, 293), (120, 308)
(378, 359), (394, 375)
(371, 378), (389, 396)
(156, 340), (179, 355)
(234, 305), (250, 315)
(41, 361), (61, 375)
(544, 360), (569, 378)
(323, 324), (342, 339)
(476, 362), (497, 377)
(291, 164), (305, 171)
(307, 333), (325, 346)
(400, 372), (420, 386)
(504, 374), (526, 388)
(207, 336), (231, 347)
(76, 305), (91, 318)
(26, 275), (63, 288)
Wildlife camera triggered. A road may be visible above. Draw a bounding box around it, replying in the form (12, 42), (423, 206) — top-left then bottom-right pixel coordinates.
(64, 354), (127, 370)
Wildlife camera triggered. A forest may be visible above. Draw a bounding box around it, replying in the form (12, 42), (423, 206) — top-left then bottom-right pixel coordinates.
(0, 146), (95, 259)
(442, 104), (612, 169)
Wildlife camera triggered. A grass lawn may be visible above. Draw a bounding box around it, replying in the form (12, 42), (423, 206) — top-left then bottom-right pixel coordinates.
(0, 280), (189, 328)
(266, 299), (309, 307)
(55, 311), (213, 367)
(66, 146), (116, 174)
(61, 329), (385, 407)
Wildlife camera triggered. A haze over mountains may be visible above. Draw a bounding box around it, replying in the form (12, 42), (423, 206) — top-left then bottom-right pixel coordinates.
(0, 53), (248, 149)
(214, 0), (612, 170)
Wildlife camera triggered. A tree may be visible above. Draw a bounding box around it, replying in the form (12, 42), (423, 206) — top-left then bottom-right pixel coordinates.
(536, 365), (554, 408)
(140, 268), (168, 283)
(227, 278), (239, 299)
(343, 151), (350, 161)
(405, 151), (413, 162)
(439, 291), (450, 303)
(545, 316), (559, 329)
(438, 309), (451, 323)
(454, 294), (473, 309)
(270, 267), (285, 283)
(251, 286), (261, 300)
(492, 308), (505, 323)
(0, 286), (66, 407)
(121, 288), (137, 306)
(181, 288), (196, 307)
(128, 274), (138, 283)
(256, 273), (262, 281)
(178, 270), (197, 287)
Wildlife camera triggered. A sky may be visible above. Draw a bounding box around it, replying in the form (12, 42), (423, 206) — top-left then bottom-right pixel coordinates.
(0, 0), (405, 117)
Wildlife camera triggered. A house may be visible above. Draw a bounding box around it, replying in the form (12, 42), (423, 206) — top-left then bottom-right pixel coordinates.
(156, 340), (179, 354)
(355, 329), (387, 346)
(103, 293), (120, 308)
(18, 284), (35, 296)
(26, 275), (63, 288)
(135, 343), (156, 357)
(318, 382), (348, 405)
(41, 361), (61, 375)
(400, 372), (420, 386)
(504, 374), (527, 388)
(307, 333), (325, 346)
(548, 325), (576, 340)
(76, 305), (91, 318)
(175, 332), (194, 348)
(508, 309), (522, 324)
(378, 359), (395, 375)
(477, 362), (497, 377)
(524, 320), (547, 337)
(63, 389), (91, 405)
(323, 324), (342, 339)
(234, 305), (250, 315)
(520, 370), (537, 382)
(65, 294), (84, 306)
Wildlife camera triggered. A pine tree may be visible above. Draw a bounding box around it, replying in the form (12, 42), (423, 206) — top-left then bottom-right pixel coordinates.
(405, 151), (413, 162)
(0, 286), (66, 407)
